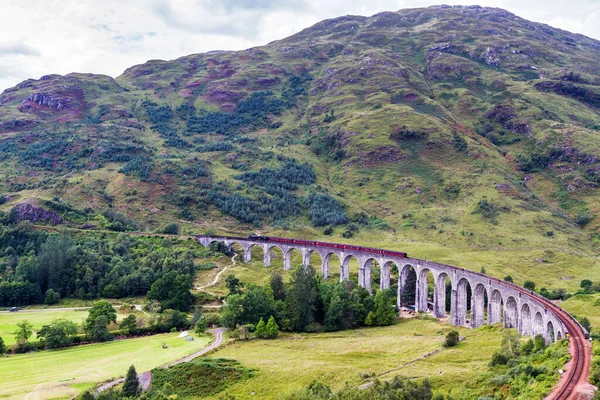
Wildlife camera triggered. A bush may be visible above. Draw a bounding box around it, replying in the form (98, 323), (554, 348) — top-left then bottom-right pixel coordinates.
(489, 350), (509, 366)
(162, 223), (180, 235)
(575, 211), (594, 228)
(44, 289), (60, 305)
(490, 374), (511, 386)
(521, 338), (534, 355)
(444, 330), (460, 348)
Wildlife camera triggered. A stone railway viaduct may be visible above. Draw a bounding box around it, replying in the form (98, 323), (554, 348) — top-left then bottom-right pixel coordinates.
(196, 235), (585, 344)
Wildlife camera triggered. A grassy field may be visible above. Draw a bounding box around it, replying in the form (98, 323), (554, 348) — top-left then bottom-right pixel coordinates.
(0, 332), (211, 399)
(0, 307), (133, 346)
(205, 319), (506, 400)
(560, 293), (600, 335)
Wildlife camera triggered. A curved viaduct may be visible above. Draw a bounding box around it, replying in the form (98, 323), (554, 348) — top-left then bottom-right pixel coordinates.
(196, 235), (587, 346)
(197, 235), (592, 397)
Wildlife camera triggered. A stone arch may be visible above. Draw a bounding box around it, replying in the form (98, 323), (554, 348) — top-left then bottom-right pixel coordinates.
(265, 245), (284, 269)
(471, 283), (488, 328)
(556, 329), (563, 341)
(489, 289), (503, 325)
(361, 258), (381, 293)
(342, 254), (360, 282)
(417, 268), (435, 313)
(244, 243), (266, 264)
(284, 247), (304, 271)
(533, 311), (544, 336)
(323, 252), (343, 281)
(305, 249), (323, 269)
(546, 320), (555, 343)
(398, 264), (417, 309)
(434, 272), (451, 318)
(504, 296), (518, 328)
(520, 303), (532, 336)
(223, 241), (245, 261)
(381, 260), (397, 290)
(455, 278), (472, 326)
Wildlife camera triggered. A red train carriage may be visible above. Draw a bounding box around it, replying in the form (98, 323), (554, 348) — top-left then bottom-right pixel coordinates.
(262, 236), (407, 258)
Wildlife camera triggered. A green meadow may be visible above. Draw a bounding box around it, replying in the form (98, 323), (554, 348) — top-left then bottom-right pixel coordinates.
(205, 319), (506, 400)
(0, 333), (211, 399)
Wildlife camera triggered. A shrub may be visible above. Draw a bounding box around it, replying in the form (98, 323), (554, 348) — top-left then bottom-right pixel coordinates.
(490, 374), (511, 386)
(444, 330), (460, 348)
(489, 350), (510, 366)
(162, 223), (180, 235)
(575, 211), (594, 228)
(521, 338), (534, 355)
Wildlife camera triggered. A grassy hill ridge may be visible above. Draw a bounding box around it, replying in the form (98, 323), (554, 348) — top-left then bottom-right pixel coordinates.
(1, 5), (600, 288)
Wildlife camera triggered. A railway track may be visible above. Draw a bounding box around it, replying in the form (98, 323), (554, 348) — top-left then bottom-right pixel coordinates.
(539, 296), (590, 399)
(509, 285), (590, 399)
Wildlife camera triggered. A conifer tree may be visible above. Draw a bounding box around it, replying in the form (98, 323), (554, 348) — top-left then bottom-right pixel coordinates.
(122, 365), (140, 397)
(372, 290), (396, 326)
(255, 318), (266, 338)
(265, 315), (279, 339)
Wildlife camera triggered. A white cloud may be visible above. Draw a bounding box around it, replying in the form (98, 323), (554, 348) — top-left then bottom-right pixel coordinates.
(0, 0), (598, 92)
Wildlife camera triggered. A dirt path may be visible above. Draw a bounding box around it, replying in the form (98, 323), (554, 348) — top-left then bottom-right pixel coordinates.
(95, 328), (226, 394)
(196, 254), (237, 297)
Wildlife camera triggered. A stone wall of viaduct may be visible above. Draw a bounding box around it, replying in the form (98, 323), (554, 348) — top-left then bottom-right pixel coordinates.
(197, 235), (574, 343)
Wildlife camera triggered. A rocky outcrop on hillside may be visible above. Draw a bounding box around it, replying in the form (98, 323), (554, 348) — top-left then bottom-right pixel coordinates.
(12, 201), (64, 226)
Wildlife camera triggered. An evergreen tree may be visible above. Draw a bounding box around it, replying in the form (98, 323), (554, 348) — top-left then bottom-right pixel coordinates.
(121, 365), (140, 397)
(265, 315), (279, 339)
(270, 271), (286, 301)
(364, 311), (375, 326)
(371, 290), (396, 326)
(0, 335), (5, 354)
(255, 318), (266, 338)
(324, 292), (345, 331)
(286, 265), (318, 331)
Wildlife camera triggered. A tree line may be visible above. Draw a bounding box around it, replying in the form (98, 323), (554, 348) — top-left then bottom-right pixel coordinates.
(220, 265), (397, 336)
(0, 216), (212, 308)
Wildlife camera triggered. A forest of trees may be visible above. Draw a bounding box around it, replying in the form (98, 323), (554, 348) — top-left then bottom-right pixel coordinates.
(0, 213), (209, 309)
(220, 266), (397, 334)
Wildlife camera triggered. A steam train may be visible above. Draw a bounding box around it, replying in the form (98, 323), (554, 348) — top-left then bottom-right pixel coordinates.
(248, 235), (408, 258)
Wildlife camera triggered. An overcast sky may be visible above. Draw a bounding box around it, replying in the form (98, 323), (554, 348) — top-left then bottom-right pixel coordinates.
(0, 0), (599, 92)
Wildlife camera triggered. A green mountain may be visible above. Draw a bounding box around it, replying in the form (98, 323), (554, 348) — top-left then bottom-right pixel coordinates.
(2, 5), (600, 288)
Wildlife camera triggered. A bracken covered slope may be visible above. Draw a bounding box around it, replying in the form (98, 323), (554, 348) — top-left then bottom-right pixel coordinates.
(2, 5), (600, 287)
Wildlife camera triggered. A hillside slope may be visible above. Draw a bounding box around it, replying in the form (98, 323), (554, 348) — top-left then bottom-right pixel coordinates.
(1, 5), (600, 288)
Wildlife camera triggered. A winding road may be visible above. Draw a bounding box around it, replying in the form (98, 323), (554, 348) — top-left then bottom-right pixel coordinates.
(96, 328), (227, 393)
